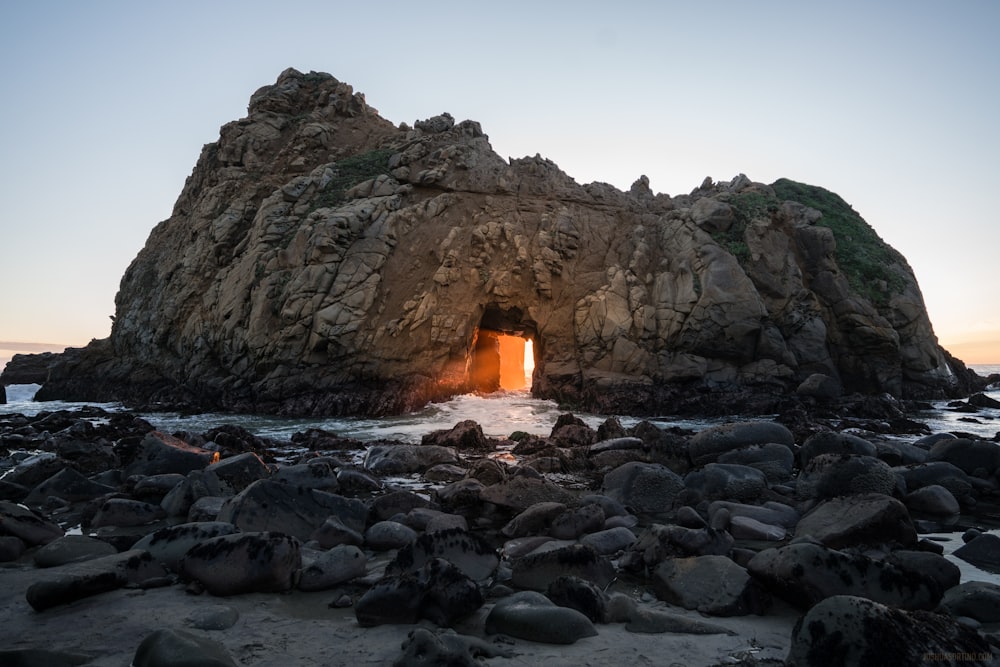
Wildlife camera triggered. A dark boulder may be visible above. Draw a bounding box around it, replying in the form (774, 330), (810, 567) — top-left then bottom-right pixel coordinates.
(786, 595), (993, 667)
(796, 453), (896, 500)
(747, 541), (942, 610)
(133, 629), (237, 667)
(355, 557), (483, 627)
(0, 500), (63, 546)
(26, 549), (166, 611)
(421, 419), (492, 451)
(798, 431), (876, 467)
(688, 421), (794, 467)
(125, 431), (219, 477)
(178, 531), (301, 596)
(484, 590), (597, 644)
(601, 461), (684, 515)
(927, 438), (1000, 477)
(652, 554), (770, 616)
(953, 533), (1000, 572)
(793, 493), (917, 549)
(216, 478), (367, 540)
(683, 463), (768, 504)
(385, 527), (498, 581)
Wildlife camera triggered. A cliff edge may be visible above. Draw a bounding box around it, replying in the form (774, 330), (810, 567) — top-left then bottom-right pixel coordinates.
(19, 69), (975, 415)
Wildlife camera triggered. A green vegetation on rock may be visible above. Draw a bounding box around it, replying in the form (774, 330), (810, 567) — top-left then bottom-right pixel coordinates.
(771, 178), (906, 305)
(311, 148), (394, 211)
(711, 191), (780, 266)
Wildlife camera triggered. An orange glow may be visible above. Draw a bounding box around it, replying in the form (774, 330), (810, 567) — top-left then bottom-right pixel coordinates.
(524, 339), (535, 377)
(497, 335), (527, 390)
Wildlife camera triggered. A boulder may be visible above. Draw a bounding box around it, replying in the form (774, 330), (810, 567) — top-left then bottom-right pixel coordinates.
(500, 502), (567, 538)
(793, 493), (918, 549)
(91, 498), (164, 528)
(479, 477), (577, 511)
(729, 515), (786, 541)
(546, 575), (608, 622)
(621, 523), (734, 572)
(131, 521), (239, 571)
(363, 444), (458, 475)
(178, 531), (301, 596)
(579, 526), (637, 555)
(187, 495), (226, 521)
(601, 462), (684, 515)
(393, 627), (514, 666)
(796, 453), (897, 500)
(364, 520), (418, 550)
(939, 581), (1000, 623)
(205, 452), (270, 493)
(652, 555), (770, 616)
(905, 484), (961, 516)
(484, 591), (598, 644)
(355, 557), (483, 627)
(421, 420), (491, 451)
(298, 544), (367, 591)
(26, 549), (167, 611)
(683, 463), (768, 504)
(510, 543), (615, 591)
(33, 535), (117, 568)
(968, 392), (1000, 409)
(125, 431), (219, 477)
(747, 542), (941, 610)
(897, 461), (975, 502)
(132, 474), (186, 501)
(927, 437), (1000, 477)
(159, 469), (223, 518)
(0, 500), (63, 546)
(798, 430), (876, 467)
(310, 515), (365, 549)
(953, 533), (1000, 572)
(716, 442), (794, 483)
(403, 508), (468, 533)
(370, 489), (435, 521)
(0, 536), (26, 562)
(688, 421), (794, 467)
(133, 629), (237, 667)
(270, 461), (340, 492)
(707, 500), (799, 529)
(550, 504), (605, 539)
(217, 479), (367, 540)
(886, 550), (960, 598)
(385, 528), (498, 581)
(786, 595), (992, 667)
(23, 467), (116, 505)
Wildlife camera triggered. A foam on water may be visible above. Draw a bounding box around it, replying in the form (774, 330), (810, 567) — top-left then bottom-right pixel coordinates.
(3, 363), (998, 443)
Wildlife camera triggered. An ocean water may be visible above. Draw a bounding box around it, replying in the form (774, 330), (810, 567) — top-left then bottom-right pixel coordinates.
(3, 364), (999, 443)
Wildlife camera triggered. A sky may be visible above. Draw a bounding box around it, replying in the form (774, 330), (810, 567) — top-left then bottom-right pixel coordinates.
(1, 0), (998, 369)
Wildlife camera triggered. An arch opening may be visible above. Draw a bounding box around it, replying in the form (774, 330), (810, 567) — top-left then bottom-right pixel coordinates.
(467, 306), (538, 394)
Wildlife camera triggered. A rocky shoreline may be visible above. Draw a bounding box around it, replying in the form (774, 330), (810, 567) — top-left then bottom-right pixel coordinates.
(2, 399), (1000, 666)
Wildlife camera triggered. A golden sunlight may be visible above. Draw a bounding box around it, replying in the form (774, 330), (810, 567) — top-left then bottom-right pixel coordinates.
(497, 335), (530, 390)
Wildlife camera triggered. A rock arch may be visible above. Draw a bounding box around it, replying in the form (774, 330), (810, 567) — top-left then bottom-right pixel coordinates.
(468, 304), (538, 393)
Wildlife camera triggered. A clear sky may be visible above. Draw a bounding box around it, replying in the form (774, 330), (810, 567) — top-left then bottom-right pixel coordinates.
(1, 0), (998, 368)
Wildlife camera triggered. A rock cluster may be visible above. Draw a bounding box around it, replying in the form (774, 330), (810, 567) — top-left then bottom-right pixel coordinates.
(2, 405), (999, 664)
(7, 68), (978, 416)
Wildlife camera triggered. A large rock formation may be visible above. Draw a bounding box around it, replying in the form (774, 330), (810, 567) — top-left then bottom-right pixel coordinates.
(26, 69), (971, 416)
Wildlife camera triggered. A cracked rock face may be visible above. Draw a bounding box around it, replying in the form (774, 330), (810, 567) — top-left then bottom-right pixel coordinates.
(32, 68), (964, 416)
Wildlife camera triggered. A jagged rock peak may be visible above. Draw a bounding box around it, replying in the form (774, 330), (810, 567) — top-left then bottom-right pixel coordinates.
(24, 69), (972, 416)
